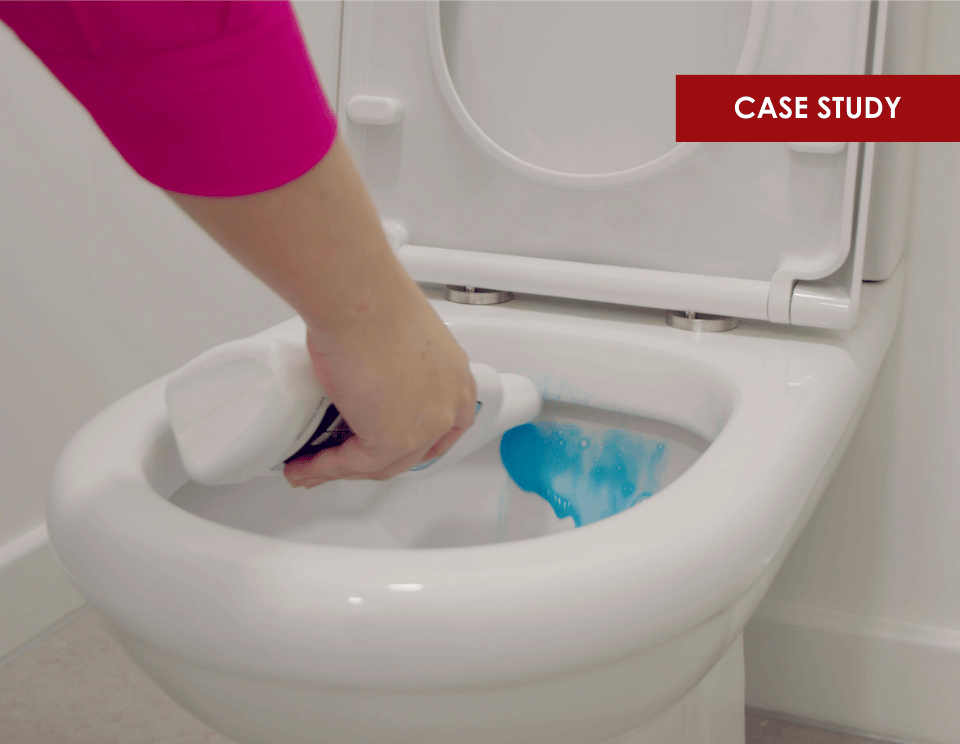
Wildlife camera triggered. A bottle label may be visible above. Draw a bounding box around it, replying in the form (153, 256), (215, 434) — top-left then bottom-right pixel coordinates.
(271, 403), (354, 470)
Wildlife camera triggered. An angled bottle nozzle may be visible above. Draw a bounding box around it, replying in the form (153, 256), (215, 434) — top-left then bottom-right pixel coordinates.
(399, 365), (542, 479)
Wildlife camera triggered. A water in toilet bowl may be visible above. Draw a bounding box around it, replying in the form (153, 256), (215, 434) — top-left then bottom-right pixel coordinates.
(500, 419), (669, 528)
(169, 399), (708, 549)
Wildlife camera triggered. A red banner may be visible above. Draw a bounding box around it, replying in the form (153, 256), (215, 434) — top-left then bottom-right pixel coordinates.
(676, 75), (960, 142)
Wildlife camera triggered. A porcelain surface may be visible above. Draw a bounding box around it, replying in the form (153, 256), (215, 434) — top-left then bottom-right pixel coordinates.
(46, 267), (902, 743)
(48, 275), (896, 647)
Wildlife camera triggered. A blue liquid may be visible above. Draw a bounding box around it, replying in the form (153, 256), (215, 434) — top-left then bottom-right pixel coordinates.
(500, 422), (669, 528)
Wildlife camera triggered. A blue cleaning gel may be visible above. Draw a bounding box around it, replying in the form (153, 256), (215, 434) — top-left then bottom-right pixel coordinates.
(500, 422), (669, 527)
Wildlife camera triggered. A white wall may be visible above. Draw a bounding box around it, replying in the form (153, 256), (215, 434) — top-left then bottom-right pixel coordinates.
(0, 1), (343, 660)
(744, 4), (960, 743)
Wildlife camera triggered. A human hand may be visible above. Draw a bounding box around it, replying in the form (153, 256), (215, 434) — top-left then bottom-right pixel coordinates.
(283, 287), (476, 487)
(166, 134), (475, 487)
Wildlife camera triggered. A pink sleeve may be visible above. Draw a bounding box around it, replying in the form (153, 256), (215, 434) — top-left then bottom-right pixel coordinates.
(0, 1), (338, 197)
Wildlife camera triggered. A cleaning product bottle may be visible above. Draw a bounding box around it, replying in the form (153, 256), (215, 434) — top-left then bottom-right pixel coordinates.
(165, 333), (542, 485)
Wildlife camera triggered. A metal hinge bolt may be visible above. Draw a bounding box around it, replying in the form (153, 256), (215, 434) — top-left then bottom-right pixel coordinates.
(665, 310), (739, 332)
(444, 286), (514, 305)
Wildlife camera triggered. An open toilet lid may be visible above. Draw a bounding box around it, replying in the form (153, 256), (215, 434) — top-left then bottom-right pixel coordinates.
(337, 1), (887, 329)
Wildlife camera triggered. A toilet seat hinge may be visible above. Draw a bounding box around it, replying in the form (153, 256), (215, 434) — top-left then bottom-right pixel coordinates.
(665, 310), (739, 332)
(444, 286), (514, 305)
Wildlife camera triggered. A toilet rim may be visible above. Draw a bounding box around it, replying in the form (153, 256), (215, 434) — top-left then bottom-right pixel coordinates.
(47, 308), (861, 688)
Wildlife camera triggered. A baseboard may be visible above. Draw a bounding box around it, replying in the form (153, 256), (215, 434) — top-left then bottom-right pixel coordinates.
(745, 599), (960, 744)
(0, 524), (86, 663)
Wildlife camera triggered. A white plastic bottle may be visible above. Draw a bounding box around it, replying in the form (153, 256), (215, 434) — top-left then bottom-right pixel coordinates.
(165, 334), (542, 485)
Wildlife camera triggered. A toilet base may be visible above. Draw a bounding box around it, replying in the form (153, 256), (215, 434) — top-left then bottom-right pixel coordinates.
(608, 634), (744, 744)
(103, 610), (745, 744)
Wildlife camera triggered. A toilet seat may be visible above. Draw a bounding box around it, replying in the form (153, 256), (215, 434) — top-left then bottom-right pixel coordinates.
(425, 1), (770, 189)
(342, 1), (887, 327)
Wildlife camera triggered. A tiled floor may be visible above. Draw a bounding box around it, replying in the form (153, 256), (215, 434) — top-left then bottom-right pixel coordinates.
(0, 608), (892, 744)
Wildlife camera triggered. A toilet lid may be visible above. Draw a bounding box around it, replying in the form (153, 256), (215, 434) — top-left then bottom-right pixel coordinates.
(338, 1), (885, 329)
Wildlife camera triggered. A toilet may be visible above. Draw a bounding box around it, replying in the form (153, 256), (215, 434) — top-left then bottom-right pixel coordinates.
(47, 3), (914, 744)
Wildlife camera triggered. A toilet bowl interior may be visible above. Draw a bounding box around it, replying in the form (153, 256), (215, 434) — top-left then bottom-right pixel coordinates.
(169, 399), (709, 550)
(166, 319), (730, 550)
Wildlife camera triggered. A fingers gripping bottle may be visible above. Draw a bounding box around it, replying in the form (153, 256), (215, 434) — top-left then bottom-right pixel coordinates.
(164, 329), (542, 486)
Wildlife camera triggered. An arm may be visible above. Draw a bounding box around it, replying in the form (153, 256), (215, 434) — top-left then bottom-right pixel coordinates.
(0, 0), (475, 485)
(167, 136), (476, 486)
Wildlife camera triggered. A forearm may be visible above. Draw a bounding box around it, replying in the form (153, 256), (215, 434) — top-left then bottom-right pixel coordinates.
(166, 135), (418, 341)
(1, 0), (475, 483)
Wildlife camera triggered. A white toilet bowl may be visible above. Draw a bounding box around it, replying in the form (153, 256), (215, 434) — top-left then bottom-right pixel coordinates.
(47, 270), (901, 744)
(46, 1), (916, 741)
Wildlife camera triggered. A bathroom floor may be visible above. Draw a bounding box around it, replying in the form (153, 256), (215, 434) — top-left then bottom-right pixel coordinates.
(0, 608), (893, 744)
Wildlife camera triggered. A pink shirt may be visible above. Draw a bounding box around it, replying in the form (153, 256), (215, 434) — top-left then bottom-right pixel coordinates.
(0, 1), (338, 197)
